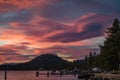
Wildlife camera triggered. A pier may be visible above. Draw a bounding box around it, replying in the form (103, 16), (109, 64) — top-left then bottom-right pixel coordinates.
(95, 73), (120, 79)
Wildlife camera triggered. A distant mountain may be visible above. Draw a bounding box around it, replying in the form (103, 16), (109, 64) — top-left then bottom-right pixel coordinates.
(0, 54), (70, 70)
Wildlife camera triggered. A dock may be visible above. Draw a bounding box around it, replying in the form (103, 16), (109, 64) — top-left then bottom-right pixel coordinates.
(95, 73), (120, 79)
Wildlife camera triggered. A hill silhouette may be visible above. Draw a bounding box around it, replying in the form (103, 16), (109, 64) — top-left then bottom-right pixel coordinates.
(0, 54), (70, 70)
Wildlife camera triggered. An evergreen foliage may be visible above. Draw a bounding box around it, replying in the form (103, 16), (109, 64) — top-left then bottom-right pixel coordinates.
(99, 19), (120, 70)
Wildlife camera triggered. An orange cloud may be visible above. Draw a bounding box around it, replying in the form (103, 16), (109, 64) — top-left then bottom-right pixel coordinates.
(0, 44), (37, 63)
(0, 12), (109, 63)
(0, 13), (109, 49)
(0, 0), (117, 64)
(0, 0), (54, 13)
(0, 29), (26, 45)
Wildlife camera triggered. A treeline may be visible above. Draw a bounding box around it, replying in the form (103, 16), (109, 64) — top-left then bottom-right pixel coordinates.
(73, 18), (120, 71)
(82, 52), (100, 70)
(71, 52), (100, 70)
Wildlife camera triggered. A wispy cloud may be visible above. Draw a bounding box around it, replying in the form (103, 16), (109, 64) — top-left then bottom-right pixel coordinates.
(0, 0), (119, 63)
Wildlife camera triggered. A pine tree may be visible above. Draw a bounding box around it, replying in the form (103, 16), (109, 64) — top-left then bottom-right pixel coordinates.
(100, 19), (120, 70)
(84, 55), (88, 69)
(92, 52), (97, 67)
(88, 52), (94, 69)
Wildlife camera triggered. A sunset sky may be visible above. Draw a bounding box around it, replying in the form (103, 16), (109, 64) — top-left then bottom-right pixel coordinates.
(0, 0), (120, 64)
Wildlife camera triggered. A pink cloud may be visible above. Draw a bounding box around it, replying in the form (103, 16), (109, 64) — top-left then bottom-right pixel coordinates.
(0, 13), (113, 63)
(0, 0), (119, 64)
(75, 13), (112, 32)
(0, 13), (112, 48)
(0, 0), (53, 13)
(0, 44), (37, 63)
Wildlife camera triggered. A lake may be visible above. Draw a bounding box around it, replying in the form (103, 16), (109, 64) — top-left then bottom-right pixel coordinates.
(0, 71), (80, 80)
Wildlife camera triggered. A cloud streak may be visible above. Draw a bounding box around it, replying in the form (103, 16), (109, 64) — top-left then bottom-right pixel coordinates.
(0, 0), (119, 63)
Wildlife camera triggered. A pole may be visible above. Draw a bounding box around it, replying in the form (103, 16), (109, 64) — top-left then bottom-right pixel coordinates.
(5, 69), (7, 80)
(119, 64), (120, 71)
(4, 64), (7, 80)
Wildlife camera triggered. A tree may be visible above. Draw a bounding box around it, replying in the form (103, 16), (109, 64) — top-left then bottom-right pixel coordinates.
(92, 52), (98, 67)
(85, 52), (94, 69)
(99, 19), (120, 70)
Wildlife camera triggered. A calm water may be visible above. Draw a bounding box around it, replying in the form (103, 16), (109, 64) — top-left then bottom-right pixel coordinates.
(0, 71), (79, 80)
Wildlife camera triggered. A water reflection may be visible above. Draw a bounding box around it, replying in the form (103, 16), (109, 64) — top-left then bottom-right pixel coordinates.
(0, 71), (79, 80)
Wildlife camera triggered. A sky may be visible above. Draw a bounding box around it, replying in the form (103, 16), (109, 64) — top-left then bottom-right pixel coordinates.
(0, 0), (120, 64)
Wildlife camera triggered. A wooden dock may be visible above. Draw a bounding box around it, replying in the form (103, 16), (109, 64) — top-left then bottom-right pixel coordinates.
(95, 73), (120, 79)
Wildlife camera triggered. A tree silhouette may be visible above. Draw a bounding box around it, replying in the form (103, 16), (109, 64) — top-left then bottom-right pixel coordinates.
(99, 19), (120, 70)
